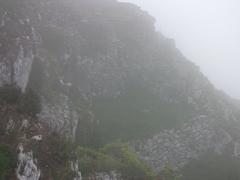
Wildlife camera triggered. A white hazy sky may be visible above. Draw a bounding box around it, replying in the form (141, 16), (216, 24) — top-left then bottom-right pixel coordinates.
(120, 0), (240, 99)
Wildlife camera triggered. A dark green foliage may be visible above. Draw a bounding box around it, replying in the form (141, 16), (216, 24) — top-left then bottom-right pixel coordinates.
(53, 139), (73, 163)
(100, 143), (156, 180)
(0, 84), (21, 104)
(0, 145), (16, 180)
(54, 142), (72, 163)
(180, 151), (240, 180)
(76, 146), (121, 176)
(47, 134), (75, 164)
(76, 143), (155, 179)
(18, 88), (41, 116)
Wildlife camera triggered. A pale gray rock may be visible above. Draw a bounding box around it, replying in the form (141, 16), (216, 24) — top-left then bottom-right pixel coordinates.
(16, 144), (41, 180)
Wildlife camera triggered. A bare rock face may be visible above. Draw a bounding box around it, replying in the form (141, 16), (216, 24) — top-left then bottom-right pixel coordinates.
(0, 33), (34, 92)
(77, 171), (122, 180)
(70, 160), (82, 180)
(91, 171), (122, 180)
(133, 113), (240, 171)
(39, 95), (79, 140)
(0, 10), (37, 91)
(16, 144), (41, 180)
(14, 47), (34, 92)
(0, 104), (84, 180)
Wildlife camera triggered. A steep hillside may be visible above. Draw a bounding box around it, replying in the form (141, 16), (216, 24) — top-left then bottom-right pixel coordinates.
(1, 0), (240, 179)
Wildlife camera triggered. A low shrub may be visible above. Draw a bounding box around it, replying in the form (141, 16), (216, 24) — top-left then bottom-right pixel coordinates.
(101, 143), (156, 180)
(76, 143), (156, 179)
(47, 134), (74, 164)
(76, 146), (120, 176)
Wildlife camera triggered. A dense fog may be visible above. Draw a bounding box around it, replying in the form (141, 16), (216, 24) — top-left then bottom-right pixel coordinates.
(121, 0), (240, 99)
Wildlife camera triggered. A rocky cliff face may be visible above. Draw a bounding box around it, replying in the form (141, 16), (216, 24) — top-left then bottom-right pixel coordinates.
(0, 103), (82, 180)
(1, 0), (240, 179)
(133, 114), (240, 171)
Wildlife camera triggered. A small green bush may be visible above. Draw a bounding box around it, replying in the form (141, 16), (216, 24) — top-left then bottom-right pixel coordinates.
(0, 145), (16, 180)
(76, 143), (156, 179)
(47, 135), (75, 164)
(0, 84), (21, 104)
(101, 143), (156, 180)
(76, 146), (120, 176)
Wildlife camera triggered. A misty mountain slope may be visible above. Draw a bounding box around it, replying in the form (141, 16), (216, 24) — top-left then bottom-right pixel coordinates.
(1, 0), (240, 179)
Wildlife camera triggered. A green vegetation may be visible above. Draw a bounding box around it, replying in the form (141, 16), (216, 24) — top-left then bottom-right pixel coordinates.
(77, 143), (156, 179)
(101, 143), (156, 180)
(76, 146), (120, 176)
(0, 145), (16, 180)
(47, 134), (75, 164)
